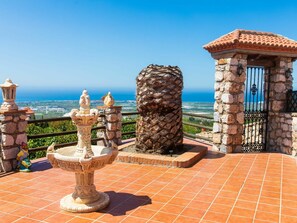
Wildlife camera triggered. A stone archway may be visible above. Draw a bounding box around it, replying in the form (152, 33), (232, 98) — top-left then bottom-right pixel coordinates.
(204, 29), (297, 154)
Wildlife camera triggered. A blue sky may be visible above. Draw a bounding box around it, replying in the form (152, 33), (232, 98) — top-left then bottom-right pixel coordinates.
(0, 0), (297, 92)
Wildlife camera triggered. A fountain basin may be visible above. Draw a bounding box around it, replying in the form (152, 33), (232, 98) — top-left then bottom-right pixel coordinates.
(47, 145), (118, 213)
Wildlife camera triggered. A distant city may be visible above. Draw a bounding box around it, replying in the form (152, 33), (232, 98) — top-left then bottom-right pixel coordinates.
(16, 100), (213, 119)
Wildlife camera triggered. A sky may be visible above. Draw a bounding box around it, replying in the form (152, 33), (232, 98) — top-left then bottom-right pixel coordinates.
(0, 0), (297, 93)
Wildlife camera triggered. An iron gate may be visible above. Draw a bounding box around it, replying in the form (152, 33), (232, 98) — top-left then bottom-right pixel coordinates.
(242, 66), (269, 152)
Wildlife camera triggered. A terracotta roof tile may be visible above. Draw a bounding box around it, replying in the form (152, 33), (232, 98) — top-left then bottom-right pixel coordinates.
(204, 29), (297, 54)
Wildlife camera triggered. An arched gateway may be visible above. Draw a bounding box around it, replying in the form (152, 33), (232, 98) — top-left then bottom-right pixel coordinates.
(204, 29), (297, 154)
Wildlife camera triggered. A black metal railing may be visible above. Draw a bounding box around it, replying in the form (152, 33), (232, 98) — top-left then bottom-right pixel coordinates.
(27, 112), (139, 152)
(182, 112), (213, 142)
(121, 112), (138, 139)
(27, 116), (106, 152)
(26, 111), (213, 154)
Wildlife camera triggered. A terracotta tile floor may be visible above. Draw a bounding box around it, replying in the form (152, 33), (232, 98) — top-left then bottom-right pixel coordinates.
(0, 146), (297, 223)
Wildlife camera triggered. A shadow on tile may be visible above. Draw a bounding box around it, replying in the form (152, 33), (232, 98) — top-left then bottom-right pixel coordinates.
(31, 160), (52, 171)
(102, 191), (152, 216)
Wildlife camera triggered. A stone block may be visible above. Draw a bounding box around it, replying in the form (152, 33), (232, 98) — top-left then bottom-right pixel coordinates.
(3, 115), (13, 121)
(274, 83), (286, 93)
(0, 122), (17, 134)
(116, 131), (122, 138)
(218, 59), (228, 65)
(106, 131), (115, 140)
(234, 146), (242, 153)
(220, 145), (232, 153)
(0, 160), (12, 172)
(215, 71), (224, 81)
(283, 138), (292, 147)
(218, 104), (224, 113)
(282, 124), (289, 131)
(13, 117), (19, 122)
(238, 93), (244, 103)
(16, 134), (27, 145)
(107, 123), (118, 131)
(222, 94), (234, 104)
(106, 114), (119, 122)
(18, 121), (27, 132)
(213, 112), (220, 122)
(236, 113), (244, 124)
(214, 82), (220, 91)
(224, 71), (236, 82)
(225, 104), (238, 113)
(1, 134), (14, 146)
(223, 124), (238, 135)
(222, 135), (232, 145)
(213, 123), (221, 133)
(1, 147), (19, 160)
(222, 114), (235, 124)
(20, 114), (27, 120)
(214, 91), (222, 100)
(212, 133), (221, 144)
(212, 145), (220, 151)
(272, 101), (284, 112)
(117, 113), (122, 120)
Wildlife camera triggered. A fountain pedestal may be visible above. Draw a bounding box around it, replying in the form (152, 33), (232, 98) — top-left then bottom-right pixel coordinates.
(47, 90), (118, 213)
(60, 171), (109, 212)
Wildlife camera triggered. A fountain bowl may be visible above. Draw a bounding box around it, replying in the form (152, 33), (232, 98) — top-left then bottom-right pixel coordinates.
(47, 145), (118, 213)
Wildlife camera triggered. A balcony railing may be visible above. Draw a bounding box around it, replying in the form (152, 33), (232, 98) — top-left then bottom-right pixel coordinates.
(26, 111), (213, 155)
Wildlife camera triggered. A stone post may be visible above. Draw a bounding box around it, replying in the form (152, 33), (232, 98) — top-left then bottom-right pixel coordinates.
(0, 79), (28, 172)
(213, 54), (247, 153)
(0, 110), (28, 172)
(102, 106), (122, 148)
(292, 114), (297, 156)
(267, 57), (293, 154)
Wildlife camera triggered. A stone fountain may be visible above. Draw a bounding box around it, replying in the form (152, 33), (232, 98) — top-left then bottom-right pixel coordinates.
(47, 90), (118, 213)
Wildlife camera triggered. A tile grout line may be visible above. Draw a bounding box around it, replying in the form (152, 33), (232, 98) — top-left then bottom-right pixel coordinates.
(171, 156), (232, 223)
(225, 154), (258, 222)
(279, 155), (283, 223)
(252, 154), (271, 223)
(94, 165), (169, 223)
(145, 154), (231, 223)
(125, 167), (190, 223)
(198, 154), (246, 223)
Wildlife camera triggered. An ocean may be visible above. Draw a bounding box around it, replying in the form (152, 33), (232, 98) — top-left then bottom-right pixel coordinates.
(6, 89), (214, 117)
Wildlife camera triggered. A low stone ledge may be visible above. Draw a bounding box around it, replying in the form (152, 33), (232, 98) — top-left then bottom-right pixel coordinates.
(117, 138), (208, 168)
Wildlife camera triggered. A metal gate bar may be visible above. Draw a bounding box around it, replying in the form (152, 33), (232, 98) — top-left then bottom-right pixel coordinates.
(242, 66), (268, 152)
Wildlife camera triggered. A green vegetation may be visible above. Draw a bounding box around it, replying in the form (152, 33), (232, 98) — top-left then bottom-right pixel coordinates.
(183, 116), (213, 135)
(27, 115), (212, 160)
(27, 120), (78, 159)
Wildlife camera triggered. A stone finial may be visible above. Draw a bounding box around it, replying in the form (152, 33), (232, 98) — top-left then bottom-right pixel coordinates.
(0, 78), (18, 112)
(79, 90), (90, 114)
(102, 92), (115, 107)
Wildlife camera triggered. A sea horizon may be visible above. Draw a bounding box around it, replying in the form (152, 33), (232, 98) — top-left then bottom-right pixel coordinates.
(13, 89), (215, 103)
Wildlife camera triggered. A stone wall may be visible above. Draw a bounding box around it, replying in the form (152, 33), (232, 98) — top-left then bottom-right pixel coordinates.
(212, 54), (246, 153)
(0, 110), (28, 172)
(267, 57), (293, 154)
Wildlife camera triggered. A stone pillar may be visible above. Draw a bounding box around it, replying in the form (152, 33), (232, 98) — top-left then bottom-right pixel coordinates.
(213, 54), (247, 153)
(0, 110), (28, 172)
(267, 57), (293, 154)
(292, 114), (297, 156)
(101, 106), (122, 148)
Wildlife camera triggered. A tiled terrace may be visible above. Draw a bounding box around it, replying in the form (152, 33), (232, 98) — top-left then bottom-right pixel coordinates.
(0, 143), (297, 223)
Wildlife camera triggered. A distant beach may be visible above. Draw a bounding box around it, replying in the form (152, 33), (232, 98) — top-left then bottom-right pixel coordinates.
(7, 89), (214, 118)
